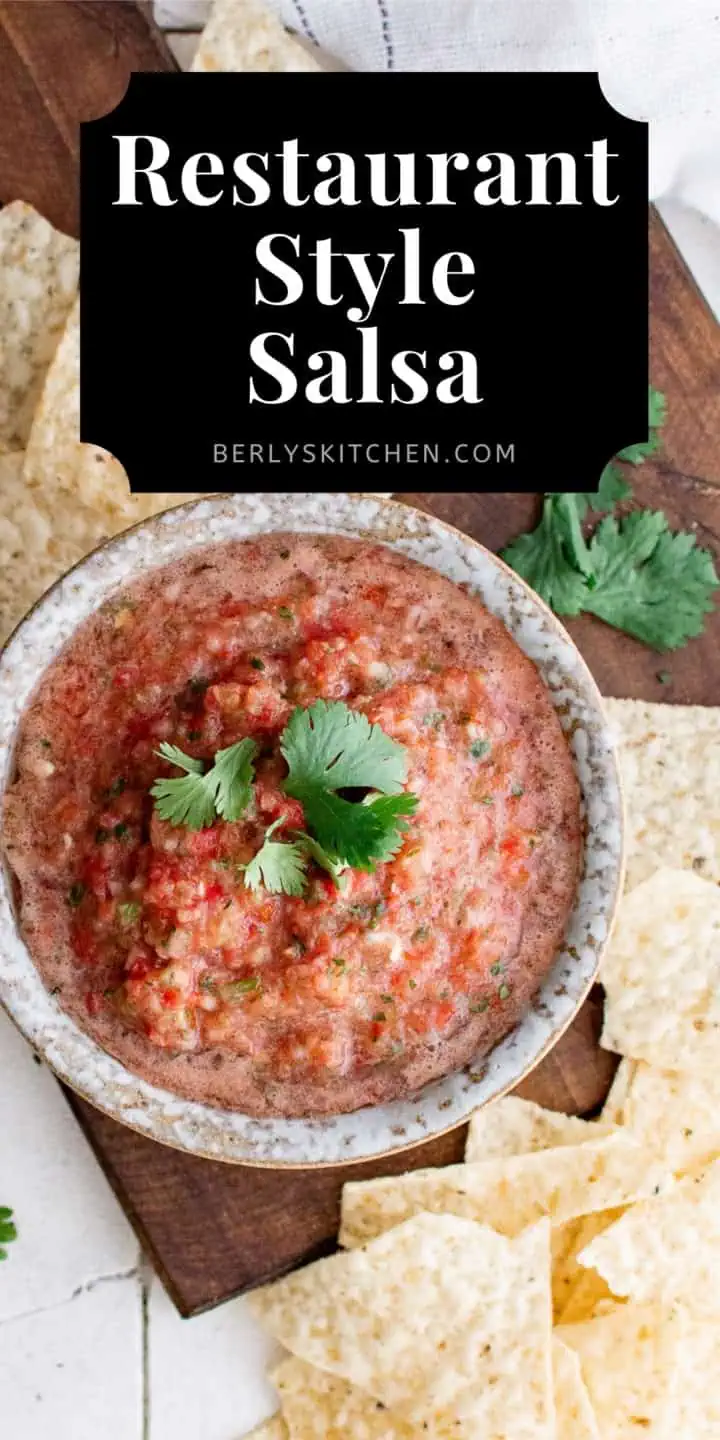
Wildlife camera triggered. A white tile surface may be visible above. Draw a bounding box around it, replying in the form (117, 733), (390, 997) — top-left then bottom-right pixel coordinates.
(148, 1276), (281, 1440)
(0, 1277), (143, 1440)
(0, 1011), (138, 1322)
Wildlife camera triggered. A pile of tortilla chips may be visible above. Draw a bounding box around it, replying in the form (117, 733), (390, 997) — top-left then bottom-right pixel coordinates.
(242, 695), (720, 1439)
(0, 203), (202, 645)
(0, 0), (325, 644)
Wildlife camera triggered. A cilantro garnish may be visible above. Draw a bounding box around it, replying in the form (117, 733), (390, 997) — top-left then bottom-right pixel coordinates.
(547, 468), (632, 577)
(0, 1207), (17, 1260)
(242, 817), (308, 897)
(210, 741), (259, 822)
(281, 699), (417, 870)
(502, 498), (589, 614)
(118, 901), (141, 925)
(582, 512), (719, 650)
(150, 700), (417, 887)
(293, 831), (348, 887)
(290, 786), (416, 872)
(615, 384), (666, 464)
(281, 699), (408, 794)
(151, 738), (258, 830)
(502, 387), (719, 651)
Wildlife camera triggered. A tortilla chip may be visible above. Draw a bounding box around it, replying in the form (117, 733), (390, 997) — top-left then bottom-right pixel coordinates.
(674, 1319), (720, 1435)
(579, 1160), (720, 1318)
(0, 202), (78, 452)
(552, 1337), (600, 1440)
(272, 1357), (418, 1439)
(605, 697), (720, 888)
(339, 1132), (666, 1248)
(557, 1303), (687, 1438)
(553, 1209), (625, 1324)
(464, 1095), (607, 1164)
(463, 1098), (614, 1321)
(251, 1214), (554, 1440)
(0, 450), (92, 642)
(623, 1062), (720, 1177)
(600, 868), (720, 1072)
(0, 450), (52, 570)
(22, 296), (124, 510)
(192, 0), (321, 72)
(600, 1059), (636, 1125)
(245, 1418), (288, 1440)
(22, 298), (199, 528)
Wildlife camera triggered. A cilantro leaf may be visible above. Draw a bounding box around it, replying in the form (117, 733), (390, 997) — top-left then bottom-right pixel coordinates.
(501, 499), (588, 614)
(294, 831), (348, 887)
(584, 511), (719, 650)
(281, 699), (408, 796)
(0, 1206), (17, 1260)
(151, 765), (217, 831)
(242, 817), (308, 896)
(297, 789), (418, 871)
(210, 738), (259, 822)
(543, 469), (633, 579)
(151, 739), (258, 830)
(360, 794), (420, 864)
(616, 431), (662, 465)
(500, 384), (718, 652)
(592, 464), (633, 510)
(155, 741), (204, 775)
(648, 384), (667, 430)
(616, 385), (667, 464)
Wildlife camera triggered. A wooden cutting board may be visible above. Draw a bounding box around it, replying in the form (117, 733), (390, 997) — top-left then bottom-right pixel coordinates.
(2, 0), (720, 1317)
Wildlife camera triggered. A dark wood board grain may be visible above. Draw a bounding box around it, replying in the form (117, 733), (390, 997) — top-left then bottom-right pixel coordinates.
(2, 0), (719, 1318)
(0, 1), (177, 237)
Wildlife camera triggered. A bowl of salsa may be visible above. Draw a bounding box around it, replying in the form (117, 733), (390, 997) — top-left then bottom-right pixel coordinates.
(0, 493), (623, 1165)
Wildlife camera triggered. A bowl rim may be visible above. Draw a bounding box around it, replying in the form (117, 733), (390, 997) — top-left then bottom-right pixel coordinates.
(0, 492), (625, 1167)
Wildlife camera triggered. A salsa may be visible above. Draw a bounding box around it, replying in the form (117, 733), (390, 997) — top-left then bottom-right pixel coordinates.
(4, 534), (581, 1116)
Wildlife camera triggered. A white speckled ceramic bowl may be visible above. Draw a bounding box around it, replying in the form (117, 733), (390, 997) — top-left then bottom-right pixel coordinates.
(0, 494), (623, 1166)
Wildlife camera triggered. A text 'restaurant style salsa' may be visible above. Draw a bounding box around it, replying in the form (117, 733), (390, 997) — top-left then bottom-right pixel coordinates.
(4, 535), (581, 1116)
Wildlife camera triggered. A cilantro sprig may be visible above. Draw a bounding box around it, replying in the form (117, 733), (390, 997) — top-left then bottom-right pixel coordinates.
(151, 702), (418, 889)
(0, 1206), (17, 1260)
(151, 738), (258, 830)
(502, 386), (719, 652)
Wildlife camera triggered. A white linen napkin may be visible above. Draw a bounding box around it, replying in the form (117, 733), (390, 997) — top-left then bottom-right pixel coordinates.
(156, 0), (720, 314)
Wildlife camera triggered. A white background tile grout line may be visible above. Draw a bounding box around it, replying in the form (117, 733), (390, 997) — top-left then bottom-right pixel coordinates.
(2, 1266), (141, 1327)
